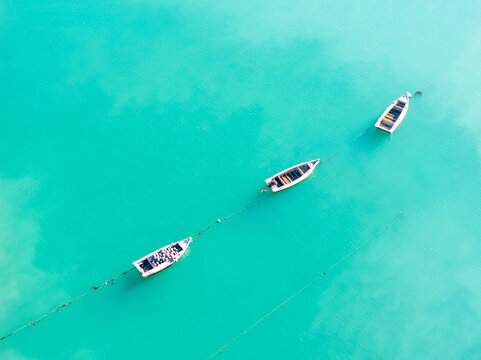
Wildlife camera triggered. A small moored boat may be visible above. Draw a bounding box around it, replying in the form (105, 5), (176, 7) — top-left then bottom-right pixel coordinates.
(265, 159), (320, 192)
(133, 237), (191, 277)
(375, 92), (412, 134)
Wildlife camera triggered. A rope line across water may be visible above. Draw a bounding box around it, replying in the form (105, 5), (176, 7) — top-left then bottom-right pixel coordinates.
(0, 125), (374, 343)
(192, 197), (268, 241)
(0, 268), (135, 342)
(206, 212), (405, 359)
(205, 192), (433, 359)
(321, 126), (371, 164)
(0, 197), (268, 343)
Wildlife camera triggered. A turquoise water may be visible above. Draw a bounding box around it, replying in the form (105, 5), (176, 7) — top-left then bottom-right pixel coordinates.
(1, 0), (481, 358)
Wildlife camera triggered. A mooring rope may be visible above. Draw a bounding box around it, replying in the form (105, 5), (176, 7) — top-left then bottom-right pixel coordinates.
(192, 123), (371, 242)
(0, 125), (375, 343)
(206, 211), (405, 359)
(261, 125), (372, 194)
(0, 268), (135, 342)
(0, 194), (275, 343)
(321, 126), (371, 164)
(0, 195), (270, 343)
(191, 122), (372, 240)
(192, 197), (269, 241)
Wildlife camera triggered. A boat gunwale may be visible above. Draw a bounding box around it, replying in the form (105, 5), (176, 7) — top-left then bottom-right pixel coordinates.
(133, 237), (192, 277)
(265, 159), (320, 192)
(375, 93), (411, 134)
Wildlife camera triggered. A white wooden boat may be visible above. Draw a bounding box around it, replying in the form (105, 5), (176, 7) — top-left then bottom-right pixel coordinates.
(265, 159), (320, 192)
(375, 92), (412, 134)
(133, 237), (191, 277)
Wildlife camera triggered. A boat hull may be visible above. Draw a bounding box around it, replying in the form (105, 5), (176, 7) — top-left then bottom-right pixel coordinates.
(265, 159), (320, 192)
(375, 92), (411, 134)
(133, 237), (191, 278)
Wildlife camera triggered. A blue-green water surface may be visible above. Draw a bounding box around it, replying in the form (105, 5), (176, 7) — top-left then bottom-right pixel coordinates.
(1, 0), (481, 359)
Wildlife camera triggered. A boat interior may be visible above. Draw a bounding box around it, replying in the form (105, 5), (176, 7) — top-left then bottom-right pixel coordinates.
(139, 259), (153, 271)
(380, 104), (405, 128)
(273, 164), (311, 187)
(138, 243), (184, 272)
(299, 164), (310, 172)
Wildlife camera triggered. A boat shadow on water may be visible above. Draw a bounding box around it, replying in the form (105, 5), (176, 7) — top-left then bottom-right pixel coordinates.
(355, 125), (391, 153)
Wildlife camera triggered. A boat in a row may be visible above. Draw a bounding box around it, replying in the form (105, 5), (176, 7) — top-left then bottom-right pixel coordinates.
(375, 92), (411, 134)
(133, 237), (191, 277)
(261, 92), (412, 194)
(265, 159), (320, 192)
(133, 92), (412, 277)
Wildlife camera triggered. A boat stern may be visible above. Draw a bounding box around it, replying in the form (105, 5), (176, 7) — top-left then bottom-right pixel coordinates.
(375, 123), (394, 134)
(132, 236), (192, 278)
(132, 258), (154, 278)
(265, 177), (279, 191)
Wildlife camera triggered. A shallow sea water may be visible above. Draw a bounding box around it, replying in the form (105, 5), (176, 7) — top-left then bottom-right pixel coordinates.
(1, 0), (481, 359)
